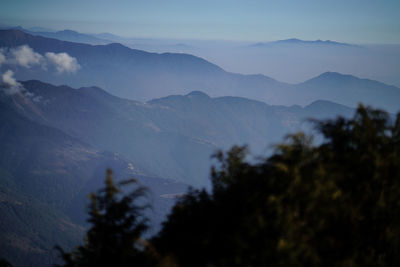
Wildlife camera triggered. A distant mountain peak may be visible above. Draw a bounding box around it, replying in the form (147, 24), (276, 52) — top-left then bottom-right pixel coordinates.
(186, 91), (210, 98)
(279, 38), (302, 43)
(277, 39), (351, 46)
(252, 38), (354, 47)
(105, 42), (128, 48)
(307, 99), (350, 109)
(301, 72), (361, 85)
(317, 71), (354, 78)
(313, 71), (368, 82)
(308, 72), (397, 88)
(57, 29), (79, 34)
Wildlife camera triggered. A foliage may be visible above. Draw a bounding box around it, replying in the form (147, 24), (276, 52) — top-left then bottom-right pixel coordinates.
(153, 105), (400, 267)
(56, 169), (153, 267)
(0, 258), (12, 267)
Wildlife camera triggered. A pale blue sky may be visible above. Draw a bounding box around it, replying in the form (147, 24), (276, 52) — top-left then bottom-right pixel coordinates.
(1, 0), (399, 43)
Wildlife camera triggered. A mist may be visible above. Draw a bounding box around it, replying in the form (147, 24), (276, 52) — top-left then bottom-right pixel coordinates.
(121, 39), (400, 87)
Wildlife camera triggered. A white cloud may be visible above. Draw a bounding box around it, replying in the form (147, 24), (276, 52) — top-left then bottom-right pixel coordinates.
(2, 69), (19, 87)
(0, 45), (82, 97)
(45, 52), (80, 73)
(11, 45), (43, 68)
(0, 45), (81, 76)
(1, 70), (23, 95)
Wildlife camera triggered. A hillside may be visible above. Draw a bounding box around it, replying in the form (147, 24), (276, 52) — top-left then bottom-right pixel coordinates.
(12, 80), (355, 186)
(1, 30), (399, 112)
(0, 94), (187, 266)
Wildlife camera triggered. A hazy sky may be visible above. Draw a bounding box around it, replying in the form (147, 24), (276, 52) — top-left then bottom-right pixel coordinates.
(1, 0), (400, 43)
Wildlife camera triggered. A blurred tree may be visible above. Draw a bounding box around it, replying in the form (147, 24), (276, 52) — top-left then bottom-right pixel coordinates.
(56, 169), (154, 267)
(153, 105), (400, 267)
(0, 258), (12, 267)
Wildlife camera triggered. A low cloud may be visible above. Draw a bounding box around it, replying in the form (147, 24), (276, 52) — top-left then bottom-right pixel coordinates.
(0, 45), (81, 73)
(2, 69), (19, 87)
(1, 70), (23, 95)
(0, 45), (81, 96)
(10, 45), (43, 68)
(45, 52), (80, 73)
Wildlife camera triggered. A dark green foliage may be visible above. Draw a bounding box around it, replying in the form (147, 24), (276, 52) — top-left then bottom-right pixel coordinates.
(153, 105), (400, 266)
(0, 182), (84, 267)
(56, 169), (153, 267)
(0, 258), (12, 267)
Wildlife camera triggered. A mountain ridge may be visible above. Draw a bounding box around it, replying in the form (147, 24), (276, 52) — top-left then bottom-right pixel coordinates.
(303, 71), (400, 88)
(1, 30), (399, 112)
(253, 38), (356, 47)
(0, 78), (371, 266)
(0, 89), (189, 265)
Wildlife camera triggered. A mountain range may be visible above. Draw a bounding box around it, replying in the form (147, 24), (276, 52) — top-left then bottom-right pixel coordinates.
(252, 38), (356, 47)
(0, 26), (112, 45)
(1, 30), (399, 113)
(12, 80), (358, 186)
(0, 85), (188, 266)
(0, 28), (399, 266)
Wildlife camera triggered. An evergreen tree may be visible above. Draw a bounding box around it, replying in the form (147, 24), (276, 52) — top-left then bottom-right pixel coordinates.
(0, 258), (12, 267)
(153, 105), (400, 267)
(56, 169), (153, 267)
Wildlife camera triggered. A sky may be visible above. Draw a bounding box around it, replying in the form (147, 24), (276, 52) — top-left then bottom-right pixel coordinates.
(1, 0), (400, 43)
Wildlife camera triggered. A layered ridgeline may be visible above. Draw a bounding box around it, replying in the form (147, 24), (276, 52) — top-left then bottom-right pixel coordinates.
(1, 29), (398, 266)
(0, 92), (188, 266)
(0, 78), (382, 266)
(7, 80), (355, 187)
(0, 26), (112, 45)
(0, 30), (399, 113)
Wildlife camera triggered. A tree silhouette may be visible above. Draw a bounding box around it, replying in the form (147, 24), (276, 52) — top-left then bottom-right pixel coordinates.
(153, 105), (400, 267)
(55, 106), (400, 266)
(56, 169), (154, 267)
(0, 258), (12, 267)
